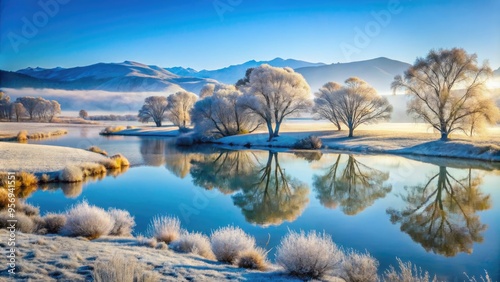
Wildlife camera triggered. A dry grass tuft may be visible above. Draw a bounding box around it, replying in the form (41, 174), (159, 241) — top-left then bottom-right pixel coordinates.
(342, 249), (379, 282)
(148, 215), (180, 244)
(382, 258), (437, 282)
(171, 231), (215, 260)
(42, 213), (67, 234)
(93, 255), (160, 282)
(60, 200), (114, 239)
(210, 226), (256, 264)
(59, 165), (84, 182)
(110, 154), (130, 167)
(88, 146), (108, 156)
(237, 247), (268, 271)
(100, 126), (126, 135)
(136, 235), (158, 248)
(17, 130), (28, 142)
(78, 162), (107, 177)
(276, 230), (343, 279)
(108, 208), (135, 236)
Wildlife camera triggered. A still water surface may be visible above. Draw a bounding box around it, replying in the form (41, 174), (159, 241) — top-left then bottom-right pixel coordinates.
(27, 126), (500, 280)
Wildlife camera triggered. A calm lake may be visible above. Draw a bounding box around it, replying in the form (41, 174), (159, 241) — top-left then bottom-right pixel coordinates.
(26, 126), (500, 280)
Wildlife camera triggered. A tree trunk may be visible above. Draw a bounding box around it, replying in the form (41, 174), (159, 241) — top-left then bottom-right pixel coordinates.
(155, 120), (162, 127)
(336, 123), (341, 131)
(266, 121), (274, 141)
(273, 121), (282, 137)
(440, 132), (448, 141)
(348, 127), (354, 137)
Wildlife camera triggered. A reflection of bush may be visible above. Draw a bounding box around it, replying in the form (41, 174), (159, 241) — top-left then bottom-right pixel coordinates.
(232, 152), (310, 226)
(387, 167), (490, 257)
(313, 155), (392, 215)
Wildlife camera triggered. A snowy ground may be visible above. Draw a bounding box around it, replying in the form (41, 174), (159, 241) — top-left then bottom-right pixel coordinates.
(0, 230), (343, 282)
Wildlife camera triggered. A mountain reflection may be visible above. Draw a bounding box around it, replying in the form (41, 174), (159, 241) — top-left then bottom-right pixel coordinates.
(387, 167), (490, 257)
(313, 154), (392, 215)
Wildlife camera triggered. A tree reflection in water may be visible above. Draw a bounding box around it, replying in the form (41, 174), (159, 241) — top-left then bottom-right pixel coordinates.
(313, 154), (392, 215)
(232, 152), (310, 226)
(387, 167), (490, 257)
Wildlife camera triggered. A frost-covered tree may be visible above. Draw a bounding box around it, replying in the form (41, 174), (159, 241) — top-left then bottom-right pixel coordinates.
(12, 103), (26, 122)
(166, 91), (198, 129)
(392, 48), (498, 140)
(35, 100), (61, 121)
(315, 77), (392, 137)
(79, 109), (89, 119)
(138, 96), (168, 127)
(0, 91), (11, 120)
(312, 82), (343, 131)
(16, 96), (42, 120)
(239, 64), (312, 141)
(191, 84), (261, 138)
(235, 68), (254, 89)
(199, 83), (216, 98)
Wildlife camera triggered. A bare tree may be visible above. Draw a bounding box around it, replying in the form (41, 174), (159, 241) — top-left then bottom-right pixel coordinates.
(239, 64), (312, 141)
(138, 96), (168, 127)
(315, 77), (392, 137)
(392, 48), (498, 141)
(191, 84), (261, 137)
(11, 103), (26, 122)
(16, 96), (42, 120)
(34, 99), (61, 122)
(0, 91), (11, 120)
(166, 91), (198, 129)
(312, 82), (343, 131)
(79, 109), (89, 119)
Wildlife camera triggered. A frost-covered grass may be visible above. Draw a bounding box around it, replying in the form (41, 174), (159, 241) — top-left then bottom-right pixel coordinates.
(60, 201), (115, 239)
(210, 226), (256, 264)
(171, 231), (215, 260)
(464, 270), (493, 282)
(382, 258), (437, 282)
(88, 145), (108, 156)
(59, 165), (84, 182)
(42, 213), (67, 234)
(341, 249), (379, 282)
(108, 208), (135, 236)
(238, 247), (269, 271)
(93, 255), (160, 282)
(275, 230), (343, 278)
(148, 215), (181, 243)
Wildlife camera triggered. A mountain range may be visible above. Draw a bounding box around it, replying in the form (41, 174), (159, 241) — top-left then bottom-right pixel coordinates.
(1, 57), (414, 95)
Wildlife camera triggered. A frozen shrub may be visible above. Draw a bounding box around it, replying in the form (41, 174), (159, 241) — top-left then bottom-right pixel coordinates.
(294, 135), (323, 149)
(136, 235), (158, 248)
(342, 249), (379, 282)
(171, 231), (215, 260)
(79, 162), (107, 177)
(382, 258), (437, 282)
(43, 213), (67, 234)
(276, 230), (343, 278)
(88, 146), (108, 156)
(93, 255), (160, 282)
(19, 202), (40, 216)
(210, 226), (256, 264)
(17, 130), (28, 141)
(108, 208), (135, 236)
(61, 200), (114, 239)
(148, 215), (180, 243)
(110, 154), (130, 167)
(238, 247), (268, 271)
(59, 165), (84, 182)
(15, 213), (35, 233)
(100, 126), (126, 135)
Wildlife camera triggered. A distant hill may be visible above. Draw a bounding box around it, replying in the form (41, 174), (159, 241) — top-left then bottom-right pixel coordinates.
(166, 57), (326, 85)
(8, 61), (216, 93)
(296, 57), (411, 94)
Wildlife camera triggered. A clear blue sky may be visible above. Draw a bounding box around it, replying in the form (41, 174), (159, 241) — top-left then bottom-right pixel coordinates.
(0, 0), (499, 71)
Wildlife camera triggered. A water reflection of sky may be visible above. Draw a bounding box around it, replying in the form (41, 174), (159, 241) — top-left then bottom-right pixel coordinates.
(25, 128), (500, 281)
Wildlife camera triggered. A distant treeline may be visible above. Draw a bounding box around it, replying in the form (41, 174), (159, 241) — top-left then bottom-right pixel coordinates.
(87, 114), (137, 121)
(0, 91), (61, 122)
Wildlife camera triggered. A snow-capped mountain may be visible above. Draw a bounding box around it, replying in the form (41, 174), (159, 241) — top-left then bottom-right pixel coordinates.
(12, 61), (217, 93)
(166, 57), (326, 84)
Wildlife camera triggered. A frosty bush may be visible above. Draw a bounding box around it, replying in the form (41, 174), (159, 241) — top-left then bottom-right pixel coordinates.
(238, 247), (268, 271)
(42, 213), (67, 234)
(148, 215), (181, 243)
(276, 230), (343, 278)
(294, 135), (323, 149)
(342, 249), (379, 282)
(210, 226), (256, 264)
(60, 201), (114, 239)
(108, 208), (135, 236)
(171, 231), (215, 260)
(382, 258), (437, 282)
(59, 165), (84, 182)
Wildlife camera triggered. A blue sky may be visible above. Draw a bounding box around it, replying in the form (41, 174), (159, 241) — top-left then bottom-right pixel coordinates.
(0, 0), (499, 71)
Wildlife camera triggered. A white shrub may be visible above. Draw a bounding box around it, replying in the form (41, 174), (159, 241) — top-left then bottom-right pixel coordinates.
(147, 215), (180, 243)
(382, 258), (437, 282)
(210, 226), (255, 264)
(342, 249), (379, 282)
(171, 231), (215, 260)
(108, 208), (135, 236)
(276, 230), (343, 278)
(42, 213), (67, 234)
(59, 165), (84, 182)
(60, 201), (114, 239)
